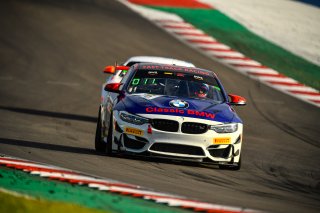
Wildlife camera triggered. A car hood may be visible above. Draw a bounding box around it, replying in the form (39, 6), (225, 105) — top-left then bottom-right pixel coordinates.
(117, 93), (242, 123)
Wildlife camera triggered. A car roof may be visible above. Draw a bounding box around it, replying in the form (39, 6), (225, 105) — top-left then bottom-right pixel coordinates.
(136, 63), (216, 77)
(124, 56), (195, 67)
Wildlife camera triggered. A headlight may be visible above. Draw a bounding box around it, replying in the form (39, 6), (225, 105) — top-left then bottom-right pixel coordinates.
(210, 123), (238, 133)
(119, 112), (149, 125)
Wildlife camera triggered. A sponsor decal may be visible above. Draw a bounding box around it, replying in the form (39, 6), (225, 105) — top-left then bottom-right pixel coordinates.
(125, 127), (144, 136)
(164, 72), (173, 75)
(213, 86), (221, 91)
(145, 107), (215, 119)
(107, 102), (112, 113)
(140, 65), (211, 76)
(194, 75), (203, 80)
(169, 99), (189, 108)
(132, 93), (162, 100)
(148, 71), (158, 75)
(183, 68), (211, 76)
(146, 107), (185, 114)
(141, 65), (182, 71)
(143, 94), (157, 100)
(214, 137), (231, 144)
(106, 97), (113, 112)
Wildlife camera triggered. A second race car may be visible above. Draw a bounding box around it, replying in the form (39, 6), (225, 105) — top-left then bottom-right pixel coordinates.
(100, 56), (195, 103)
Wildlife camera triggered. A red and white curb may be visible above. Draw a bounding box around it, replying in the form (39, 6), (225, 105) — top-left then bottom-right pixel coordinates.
(0, 155), (261, 213)
(120, 0), (320, 108)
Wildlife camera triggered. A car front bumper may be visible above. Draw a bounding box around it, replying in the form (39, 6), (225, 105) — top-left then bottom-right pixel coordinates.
(112, 111), (243, 164)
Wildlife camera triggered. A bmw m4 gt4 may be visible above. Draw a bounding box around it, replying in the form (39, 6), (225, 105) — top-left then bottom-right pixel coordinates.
(95, 63), (246, 170)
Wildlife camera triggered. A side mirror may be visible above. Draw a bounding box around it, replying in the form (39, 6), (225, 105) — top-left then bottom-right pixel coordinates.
(103, 66), (115, 74)
(228, 94), (246, 106)
(103, 65), (130, 74)
(104, 83), (122, 93)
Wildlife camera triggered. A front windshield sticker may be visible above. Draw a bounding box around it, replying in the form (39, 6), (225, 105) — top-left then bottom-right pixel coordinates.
(164, 72), (173, 75)
(131, 78), (156, 86)
(139, 65), (211, 76)
(141, 65), (181, 71)
(132, 78), (140, 85)
(194, 75), (203, 80)
(148, 71), (158, 75)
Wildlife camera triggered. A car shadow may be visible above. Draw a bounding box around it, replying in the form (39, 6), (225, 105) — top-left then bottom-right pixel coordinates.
(0, 137), (106, 156)
(114, 153), (218, 170)
(0, 106), (96, 123)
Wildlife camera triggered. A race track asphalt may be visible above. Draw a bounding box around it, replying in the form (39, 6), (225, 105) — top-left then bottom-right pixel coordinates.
(0, 1), (319, 212)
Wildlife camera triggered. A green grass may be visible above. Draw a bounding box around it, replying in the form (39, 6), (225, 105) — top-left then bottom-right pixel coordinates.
(0, 190), (107, 213)
(0, 167), (190, 213)
(148, 7), (320, 90)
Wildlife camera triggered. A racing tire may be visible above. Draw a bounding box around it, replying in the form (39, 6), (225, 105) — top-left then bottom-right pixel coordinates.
(105, 113), (113, 156)
(95, 107), (107, 152)
(219, 157), (241, 171)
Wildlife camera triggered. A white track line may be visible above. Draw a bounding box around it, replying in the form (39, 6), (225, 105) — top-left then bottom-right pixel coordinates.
(179, 35), (216, 41)
(272, 85), (318, 92)
(165, 28), (205, 34)
(193, 43), (231, 49)
(293, 93), (320, 101)
(206, 50), (245, 57)
(221, 59), (262, 66)
(237, 67), (279, 74)
(252, 76), (297, 83)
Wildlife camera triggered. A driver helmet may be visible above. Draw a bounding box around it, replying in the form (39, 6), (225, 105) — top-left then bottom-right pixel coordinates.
(195, 83), (209, 98)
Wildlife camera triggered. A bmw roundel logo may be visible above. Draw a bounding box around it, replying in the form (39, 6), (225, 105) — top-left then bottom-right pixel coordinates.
(169, 100), (189, 108)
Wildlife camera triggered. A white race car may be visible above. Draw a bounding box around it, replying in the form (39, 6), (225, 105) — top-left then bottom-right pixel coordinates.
(96, 62), (246, 170)
(101, 56), (195, 102)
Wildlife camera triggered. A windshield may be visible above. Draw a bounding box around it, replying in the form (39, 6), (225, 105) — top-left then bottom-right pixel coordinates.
(127, 69), (225, 103)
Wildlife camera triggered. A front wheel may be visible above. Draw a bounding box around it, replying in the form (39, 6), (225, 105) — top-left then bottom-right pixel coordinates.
(105, 114), (113, 155)
(95, 107), (106, 152)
